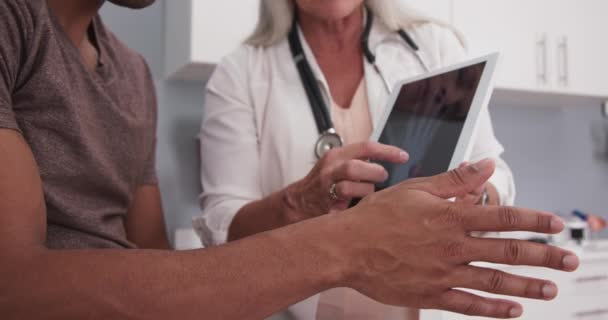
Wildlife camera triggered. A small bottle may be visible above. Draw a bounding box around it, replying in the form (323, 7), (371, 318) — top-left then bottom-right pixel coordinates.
(567, 220), (588, 246)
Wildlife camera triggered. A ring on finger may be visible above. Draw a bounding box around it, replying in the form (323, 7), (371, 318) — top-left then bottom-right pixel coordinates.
(329, 183), (342, 201)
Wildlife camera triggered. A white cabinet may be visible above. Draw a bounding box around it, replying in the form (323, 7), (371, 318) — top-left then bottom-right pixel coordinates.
(452, 0), (552, 92)
(451, 0), (608, 99)
(400, 0), (453, 23)
(556, 0), (608, 98)
(165, 1), (259, 81)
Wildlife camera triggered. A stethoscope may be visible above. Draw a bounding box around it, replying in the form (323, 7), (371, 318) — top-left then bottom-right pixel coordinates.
(288, 10), (432, 160)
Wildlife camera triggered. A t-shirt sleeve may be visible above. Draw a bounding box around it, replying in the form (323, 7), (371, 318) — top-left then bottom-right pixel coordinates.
(0, 0), (33, 132)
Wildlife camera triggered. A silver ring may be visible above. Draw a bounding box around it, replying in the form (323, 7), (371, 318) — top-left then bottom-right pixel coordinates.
(329, 183), (341, 201)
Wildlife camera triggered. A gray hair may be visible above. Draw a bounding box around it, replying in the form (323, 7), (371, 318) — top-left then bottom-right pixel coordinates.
(246, 0), (454, 47)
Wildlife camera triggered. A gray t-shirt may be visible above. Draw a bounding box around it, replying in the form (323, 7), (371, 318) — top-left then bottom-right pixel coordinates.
(0, 0), (158, 249)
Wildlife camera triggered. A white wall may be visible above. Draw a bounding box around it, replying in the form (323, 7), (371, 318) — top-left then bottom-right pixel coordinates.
(490, 102), (608, 238)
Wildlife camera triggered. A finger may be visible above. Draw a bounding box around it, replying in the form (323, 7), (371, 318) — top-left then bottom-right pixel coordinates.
(471, 183), (485, 197)
(467, 238), (580, 271)
(455, 192), (481, 205)
(334, 181), (375, 199)
(456, 184), (484, 204)
(437, 289), (522, 319)
(450, 265), (558, 300)
(459, 206), (565, 234)
(337, 141), (408, 163)
(332, 160), (388, 183)
(409, 158), (495, 199)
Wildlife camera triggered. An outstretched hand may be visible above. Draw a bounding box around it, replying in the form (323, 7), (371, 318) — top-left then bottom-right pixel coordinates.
(337, 159), (578, 319)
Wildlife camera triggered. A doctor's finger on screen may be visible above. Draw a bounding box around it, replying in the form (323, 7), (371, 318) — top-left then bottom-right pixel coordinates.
(348, 158), (578, 318)
(286, 141), (408, 216)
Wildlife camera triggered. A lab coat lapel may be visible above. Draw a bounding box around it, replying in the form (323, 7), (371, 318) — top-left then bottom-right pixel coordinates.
(296, 27), (332, 107)
(364, 20), (398, 131)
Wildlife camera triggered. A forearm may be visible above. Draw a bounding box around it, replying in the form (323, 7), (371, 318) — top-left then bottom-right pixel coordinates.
(126, 185), (171, 250)
(228, 185), (304, 241)
(2, 215), (347, 320)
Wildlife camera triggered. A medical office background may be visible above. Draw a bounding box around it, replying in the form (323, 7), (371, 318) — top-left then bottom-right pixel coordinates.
(99, 1), (608, 245)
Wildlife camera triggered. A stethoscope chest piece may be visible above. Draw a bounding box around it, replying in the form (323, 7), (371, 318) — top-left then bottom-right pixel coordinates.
(315, 129), (344, 159)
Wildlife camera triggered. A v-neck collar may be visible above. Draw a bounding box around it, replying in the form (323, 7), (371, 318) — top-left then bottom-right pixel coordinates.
(294, 10), (398, 128)
(46, 3), (107, 77)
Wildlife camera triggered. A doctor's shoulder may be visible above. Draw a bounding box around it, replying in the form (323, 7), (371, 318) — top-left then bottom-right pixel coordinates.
(207, 43), (275, 91)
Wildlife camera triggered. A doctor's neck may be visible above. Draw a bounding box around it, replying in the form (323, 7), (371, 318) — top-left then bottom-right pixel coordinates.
(297, 6), (364, 52)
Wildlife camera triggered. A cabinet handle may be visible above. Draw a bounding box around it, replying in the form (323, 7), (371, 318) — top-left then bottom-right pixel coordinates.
(575, 274), (608, 283)
(557, 36), (569, 87)
(536, 34), (549, 86)
(574, 309), (608, 319)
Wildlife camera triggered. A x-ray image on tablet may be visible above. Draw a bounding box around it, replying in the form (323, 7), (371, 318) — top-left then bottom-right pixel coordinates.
(371, 54), (498, 191)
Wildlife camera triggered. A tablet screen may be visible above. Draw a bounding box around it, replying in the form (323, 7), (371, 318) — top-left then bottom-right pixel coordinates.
(376, 61), (486, 191)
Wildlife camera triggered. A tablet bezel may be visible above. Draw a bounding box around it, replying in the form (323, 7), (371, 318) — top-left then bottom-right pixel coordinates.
(370, 53), (499, 173)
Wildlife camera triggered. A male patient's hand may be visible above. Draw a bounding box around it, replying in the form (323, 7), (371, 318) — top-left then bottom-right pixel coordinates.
(455, 161), (498, 205)
(333, 159), (578, 319)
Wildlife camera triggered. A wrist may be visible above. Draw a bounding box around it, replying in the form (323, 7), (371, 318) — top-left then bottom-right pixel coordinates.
(318, 213), (359, 289)
(316, 209), (361, 288)
(280, 182), (308, 225)
(272, 213), (355, 292)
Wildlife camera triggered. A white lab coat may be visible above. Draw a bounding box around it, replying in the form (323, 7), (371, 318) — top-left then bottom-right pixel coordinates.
(194, 20), (515, 319)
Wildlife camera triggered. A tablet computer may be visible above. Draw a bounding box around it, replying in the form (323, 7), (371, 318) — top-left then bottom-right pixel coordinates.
(372, 53), (499, 191)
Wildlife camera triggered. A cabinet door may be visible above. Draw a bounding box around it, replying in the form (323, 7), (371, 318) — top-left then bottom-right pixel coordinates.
(452, 0), (552, 91)
(400, 0), (453, 23)
(190, 1), (260, 63)
(555, 0), (608, 97)
(165, 0), (260, 80)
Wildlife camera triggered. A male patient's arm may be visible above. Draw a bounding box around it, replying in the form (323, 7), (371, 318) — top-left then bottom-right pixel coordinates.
(126, 185), (170, 249)
(0, 129), (343, 320)
(0, 128), (581, 320)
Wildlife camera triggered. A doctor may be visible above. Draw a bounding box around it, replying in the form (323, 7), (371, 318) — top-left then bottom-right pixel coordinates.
(196, 0), (515, 318)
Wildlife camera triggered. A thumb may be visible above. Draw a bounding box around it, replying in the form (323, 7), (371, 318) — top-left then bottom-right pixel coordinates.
(416, 158), (495, 199)
(459, 162), (470, 168)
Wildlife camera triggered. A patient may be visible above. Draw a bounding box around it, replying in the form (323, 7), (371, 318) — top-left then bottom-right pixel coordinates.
(0, 1), (579, 319)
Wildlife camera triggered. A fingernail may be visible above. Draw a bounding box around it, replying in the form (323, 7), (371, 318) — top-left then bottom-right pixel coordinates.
(399, 151), (409, 162)
(562, 254), (580, 271)
(542, 283), (558, 299)
(550, 216), (565, 232)
(509, 305), (523, 318)
(382, 169), (389, 181)
(469, 158), (493, 173)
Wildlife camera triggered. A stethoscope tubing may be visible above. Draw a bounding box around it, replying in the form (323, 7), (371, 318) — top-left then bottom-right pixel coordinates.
(288, 9), (431, 159)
